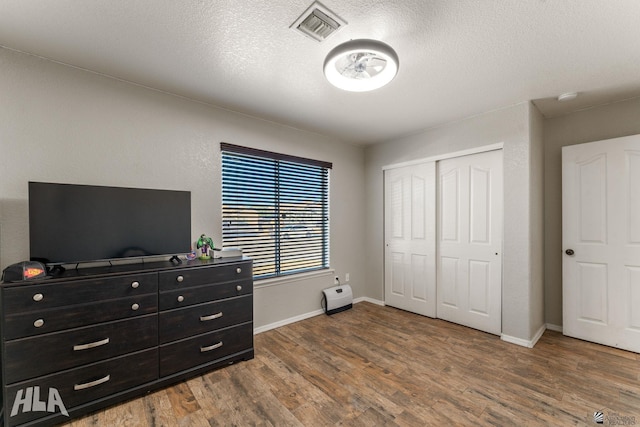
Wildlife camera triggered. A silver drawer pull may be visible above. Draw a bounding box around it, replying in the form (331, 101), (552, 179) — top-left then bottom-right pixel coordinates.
(33, 293), (44, 302)
(74, 374), (111, 391)
(236, 285), (242, 292)
(131, 281), (140, 289)
(236, 268), (242, 274)
(200, 341), (223, 353)
(199, 312), (223, 322)
(73, 338), (110, 351)
(131, 303), (140, 311)
(33, 319), (45, 328)
(176, 275), (184, 283)
(177, 295), (184, 302)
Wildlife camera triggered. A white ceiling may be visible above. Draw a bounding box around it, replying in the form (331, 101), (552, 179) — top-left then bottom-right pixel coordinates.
(1, 1), (639, 144)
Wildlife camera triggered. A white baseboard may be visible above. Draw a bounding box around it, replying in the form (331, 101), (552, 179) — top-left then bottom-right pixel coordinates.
(255, 298), (559, 350)
(254, 297), (384, 335)
(254, 308), (324, 335)
(354, 296), (385, 306)
(545, 323), (563, 333)
(501, 323), (546, 348)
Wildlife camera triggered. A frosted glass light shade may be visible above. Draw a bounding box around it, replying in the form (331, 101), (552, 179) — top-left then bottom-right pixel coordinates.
(324, 39), (399, 92)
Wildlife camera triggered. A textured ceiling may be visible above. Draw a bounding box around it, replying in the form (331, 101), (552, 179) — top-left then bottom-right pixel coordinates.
(1, 1), (639, 144)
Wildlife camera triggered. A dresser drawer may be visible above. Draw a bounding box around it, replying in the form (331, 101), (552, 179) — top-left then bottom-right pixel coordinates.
(4, 293), (157, 340)
(4, 314), (158, 384)
(159, 322), (252, 377)
(159, 279), (252, 310)
(158, 261), (251, 291)
(2, 272), (158, 315)
(5, 348), (158, 426)
(159, 295), (252, 343)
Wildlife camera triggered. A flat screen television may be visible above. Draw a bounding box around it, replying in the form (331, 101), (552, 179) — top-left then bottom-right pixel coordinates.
(29, 182), (191, 266)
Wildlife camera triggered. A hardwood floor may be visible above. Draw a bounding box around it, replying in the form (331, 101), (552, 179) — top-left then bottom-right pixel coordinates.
(64, 302), (640, 426)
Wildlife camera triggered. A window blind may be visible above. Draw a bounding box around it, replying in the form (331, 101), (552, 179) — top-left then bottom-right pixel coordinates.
(221, 143), (331, 279)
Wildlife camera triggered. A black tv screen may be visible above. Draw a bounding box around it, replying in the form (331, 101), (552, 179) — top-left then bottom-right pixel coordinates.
(29, 182), (191, 265)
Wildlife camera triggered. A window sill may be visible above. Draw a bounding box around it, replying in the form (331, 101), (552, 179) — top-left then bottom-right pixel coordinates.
(254, 268), (335, 289)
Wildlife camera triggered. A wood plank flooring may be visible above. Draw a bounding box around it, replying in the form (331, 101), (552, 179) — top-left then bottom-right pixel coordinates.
(63, 302), (640, 426)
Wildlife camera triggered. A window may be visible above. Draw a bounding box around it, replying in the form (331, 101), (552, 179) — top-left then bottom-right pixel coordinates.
(221, 143), (331, 279)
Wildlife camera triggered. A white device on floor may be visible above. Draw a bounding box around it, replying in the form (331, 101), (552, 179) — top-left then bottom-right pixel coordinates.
(322, 284), (353, 315)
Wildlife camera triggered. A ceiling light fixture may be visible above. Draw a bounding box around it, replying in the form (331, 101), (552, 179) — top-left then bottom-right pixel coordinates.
(324, 39), (399, 92)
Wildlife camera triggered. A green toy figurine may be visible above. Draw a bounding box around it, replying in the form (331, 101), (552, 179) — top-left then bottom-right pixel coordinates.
(196, 234), (214, 260)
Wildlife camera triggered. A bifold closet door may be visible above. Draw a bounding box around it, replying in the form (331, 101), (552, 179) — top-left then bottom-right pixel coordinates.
(436, 150), (503, 335)
(384, 162), (437, 317)
(562, 134), (640, 353)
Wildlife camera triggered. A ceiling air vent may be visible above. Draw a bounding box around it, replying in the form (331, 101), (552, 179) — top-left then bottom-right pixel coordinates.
(291, 1), (346, 42)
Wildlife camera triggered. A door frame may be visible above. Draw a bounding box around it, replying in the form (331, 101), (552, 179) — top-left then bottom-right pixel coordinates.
(382, 143), (504, 173)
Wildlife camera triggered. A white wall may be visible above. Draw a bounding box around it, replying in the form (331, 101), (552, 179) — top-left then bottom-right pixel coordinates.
(0, 47), (366, 329)
(364, 103), (545, 343)
(543, 96), (640, 327)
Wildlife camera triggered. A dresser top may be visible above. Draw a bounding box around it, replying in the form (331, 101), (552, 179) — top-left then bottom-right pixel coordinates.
(1, 256), (250, 287)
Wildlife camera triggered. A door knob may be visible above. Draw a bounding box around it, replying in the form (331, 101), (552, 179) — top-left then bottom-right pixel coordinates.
(565, 249), (575, 256)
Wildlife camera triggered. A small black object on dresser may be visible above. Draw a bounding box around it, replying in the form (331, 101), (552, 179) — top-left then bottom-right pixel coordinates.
(0, 258), (253, 427)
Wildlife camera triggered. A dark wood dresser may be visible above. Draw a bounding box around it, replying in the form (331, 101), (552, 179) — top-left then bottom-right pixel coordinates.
(0, 258), (253, 427)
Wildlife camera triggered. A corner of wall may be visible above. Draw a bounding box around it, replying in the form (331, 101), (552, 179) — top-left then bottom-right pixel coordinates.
(527, 102), (546, 338)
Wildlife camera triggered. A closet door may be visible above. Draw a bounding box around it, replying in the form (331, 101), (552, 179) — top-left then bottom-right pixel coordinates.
(437, 150), (503, 335)
(384, 162), (437, 317)
(562, 135), (640, 352)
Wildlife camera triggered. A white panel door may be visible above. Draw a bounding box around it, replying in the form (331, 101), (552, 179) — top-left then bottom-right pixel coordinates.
(437, 150), (503, 335)
(384, 162), (436, 317)
(563, 134), (640, 352)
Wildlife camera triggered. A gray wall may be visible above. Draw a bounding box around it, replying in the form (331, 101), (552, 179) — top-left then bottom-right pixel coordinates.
(0, 47), (366, 330)
(543, 97), (640, 327)
(529, 104), (545, 338)
(5, 43), (638, 339)
(364, 102), (546, 343)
